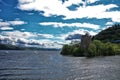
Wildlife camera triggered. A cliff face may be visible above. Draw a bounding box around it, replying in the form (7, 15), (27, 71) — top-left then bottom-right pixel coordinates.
(94, 24), (120, 42)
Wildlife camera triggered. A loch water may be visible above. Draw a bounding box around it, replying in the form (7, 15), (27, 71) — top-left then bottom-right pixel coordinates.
(0, 50), (120, 80)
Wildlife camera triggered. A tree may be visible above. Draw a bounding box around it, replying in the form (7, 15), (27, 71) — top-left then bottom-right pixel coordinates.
(94, 24), (120, 42)
(87, 43), (97, 57)
(60, 45), (73, 55)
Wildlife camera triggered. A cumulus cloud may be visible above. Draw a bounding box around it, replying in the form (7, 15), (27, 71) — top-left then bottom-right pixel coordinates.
(18, 0), (120, 22)
(0, 21), (13, 30)
(1, 30), (54, 41)
(0, 20), (26, 30)
(1, 31), (36, 38)
(9, 21), (26, 25)
(37, 34), (54, 38)
(65, 34), (81, 40)
(39, 22), (100, 30)
(1, 30), (54, 39)
(106, 22), (114, 25)
(0, 22), (10, 26)
(71, 29), (98, 35)
(0, 26), (13, 30)
(0, 20), (26, 26)
(0, 35), (63, 49)
(0, 29), (61, 49)
(58, 29), (97, 40)
(63, 0), (99, 7)
(19, 0), (35, 4)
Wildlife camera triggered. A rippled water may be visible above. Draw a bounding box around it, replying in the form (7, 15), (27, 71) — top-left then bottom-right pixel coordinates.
(0, 50), (120, 80)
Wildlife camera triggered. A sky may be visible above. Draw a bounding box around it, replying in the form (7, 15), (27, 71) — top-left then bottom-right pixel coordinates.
(0, 0), (120, 49)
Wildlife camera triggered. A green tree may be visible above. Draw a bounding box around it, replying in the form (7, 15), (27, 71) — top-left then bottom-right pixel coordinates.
(60, 45), (73, 55)
(94, 24), (120, 42)
(87, 43), (97, 57)
(93, 40), (104, 56)
(72, 47), (84, 57)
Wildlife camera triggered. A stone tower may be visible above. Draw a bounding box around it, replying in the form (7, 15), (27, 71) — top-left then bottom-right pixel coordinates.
(81, 32), (91, 54)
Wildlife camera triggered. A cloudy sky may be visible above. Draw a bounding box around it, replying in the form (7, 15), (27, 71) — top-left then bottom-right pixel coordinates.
(0, 0), (120, 49)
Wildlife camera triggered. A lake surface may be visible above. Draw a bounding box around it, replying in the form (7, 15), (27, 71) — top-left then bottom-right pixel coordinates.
(0, 50), (120, 80)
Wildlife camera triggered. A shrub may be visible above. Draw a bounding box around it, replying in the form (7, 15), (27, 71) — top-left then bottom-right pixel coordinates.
(87, 43), (97, 57)
(72, 47), (84, 57)
(93, 40), (104, 56)
(104, 42), (115, 56)
(60, 45), (73, 55)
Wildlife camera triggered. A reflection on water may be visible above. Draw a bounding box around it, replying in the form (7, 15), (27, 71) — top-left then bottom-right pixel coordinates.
(0, 50), (120, 80)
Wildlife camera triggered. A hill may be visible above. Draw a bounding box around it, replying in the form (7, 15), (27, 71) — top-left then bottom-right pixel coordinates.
(94, 24), (120, 42)
(0, 44), (24, 50)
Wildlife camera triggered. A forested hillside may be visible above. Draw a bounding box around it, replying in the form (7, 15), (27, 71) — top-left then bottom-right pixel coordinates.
(94, 24), (120, 42)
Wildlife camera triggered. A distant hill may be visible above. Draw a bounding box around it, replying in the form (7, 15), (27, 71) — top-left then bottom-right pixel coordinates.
(0, 43), (60, 51)
(94, 24), (120, 42)
(0, 44), (24, 50)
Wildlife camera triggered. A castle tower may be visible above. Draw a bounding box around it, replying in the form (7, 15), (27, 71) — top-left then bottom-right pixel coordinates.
(81, 32), (91, 55)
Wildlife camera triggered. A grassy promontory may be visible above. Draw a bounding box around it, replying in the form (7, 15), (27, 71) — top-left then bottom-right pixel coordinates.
(61, 24), (120, 57)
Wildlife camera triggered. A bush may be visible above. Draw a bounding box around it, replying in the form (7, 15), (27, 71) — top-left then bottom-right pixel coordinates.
(60, 45), (73, 55)
(104, 42), (115, 56)
(112, 44), (120, 55)
(60, 44), (85, 57)
(93, 40), (104, 56)
(72, 47), (84, 57)
(87, 43), (97, 57)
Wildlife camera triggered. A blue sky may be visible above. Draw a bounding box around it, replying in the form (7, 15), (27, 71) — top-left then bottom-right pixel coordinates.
(0, 0), (120, 49)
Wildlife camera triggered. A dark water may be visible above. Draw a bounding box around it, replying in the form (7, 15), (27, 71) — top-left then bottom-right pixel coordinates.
(0, 50), (120, 80)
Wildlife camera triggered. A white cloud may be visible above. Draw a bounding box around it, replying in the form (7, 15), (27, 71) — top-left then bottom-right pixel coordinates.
(1, 30), (54, 39)
(0, 21), (13, 30)
(64, 4), (118, 19)
(63, 0), (84, 7)
(106, 22), (114, 25)
(63, 0), (98, 7)
(19, 0), (35, 4)
(0, 29), (97, 49)
(18, 0), (120, 22)
(9, 21), (26, 25)
(0, 35), (63, 49)
(68, 29), (98, 35)
(0, 22), (10, 26)
(112, 17), (120, 22)
(0, 20), (26, 26)
(87, 0), (98, 3)
(57, 29), (98, 40)
(0, 20), (26, 30)
(39, 22), (100, 30)
(0, 26), (13, 30)
(0, 30), (59, 48)
(37, 34), (54, 38)
(1, 31), (36, 38)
